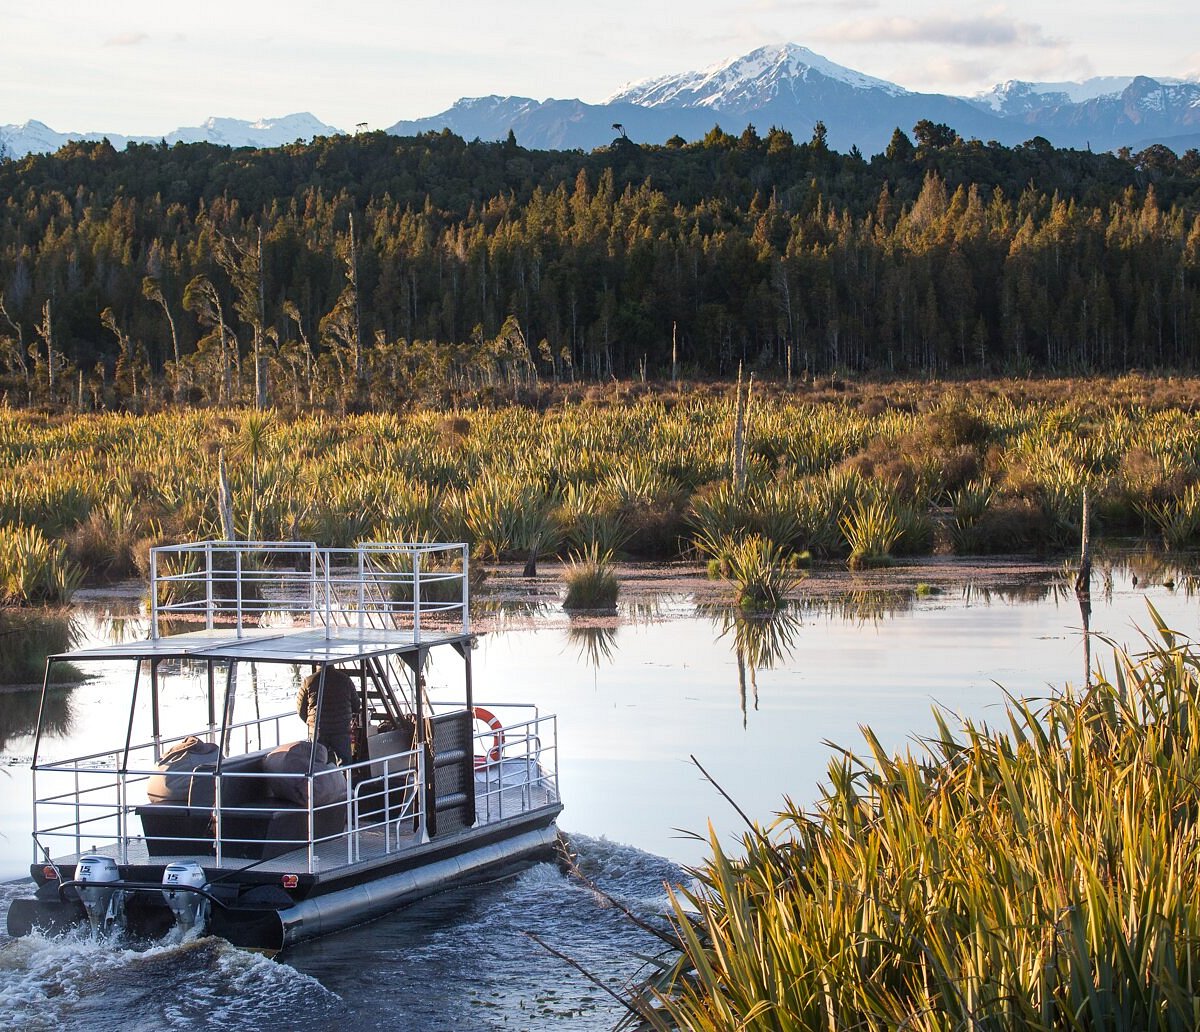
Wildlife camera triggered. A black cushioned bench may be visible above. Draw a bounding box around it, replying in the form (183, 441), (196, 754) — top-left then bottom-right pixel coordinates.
(137, 745), (347, 860)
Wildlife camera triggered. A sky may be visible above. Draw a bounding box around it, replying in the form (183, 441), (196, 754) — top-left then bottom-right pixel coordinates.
(2, 0), (1198, 135)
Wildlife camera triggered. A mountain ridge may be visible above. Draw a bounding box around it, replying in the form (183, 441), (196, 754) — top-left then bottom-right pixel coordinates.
(0, 112), (344, 159)
(5, 44), (1199, 159)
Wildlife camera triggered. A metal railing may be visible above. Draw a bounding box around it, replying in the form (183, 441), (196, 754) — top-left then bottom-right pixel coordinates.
(32, 705), (557, 872)
(148, 541), (471, 641)
(465, 704), (560, 825)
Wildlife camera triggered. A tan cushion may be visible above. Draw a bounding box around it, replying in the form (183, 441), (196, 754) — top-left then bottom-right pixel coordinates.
(147, 736), (220, 802)
(262, 741), (346, 808)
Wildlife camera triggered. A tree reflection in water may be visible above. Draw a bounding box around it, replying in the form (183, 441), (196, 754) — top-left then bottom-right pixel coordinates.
(0, 608), (82, 687)
(704, 604), (803, 727)
(0, 687), (73, 754)
(566, 620), (618, 669)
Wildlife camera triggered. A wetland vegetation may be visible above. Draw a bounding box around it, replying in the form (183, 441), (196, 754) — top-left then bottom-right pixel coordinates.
(624, 612), (1200, 1030)
(1, 378), (1199, 607)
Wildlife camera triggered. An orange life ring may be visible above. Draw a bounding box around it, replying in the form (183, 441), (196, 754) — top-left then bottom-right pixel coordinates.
(473, 706), (505, 768)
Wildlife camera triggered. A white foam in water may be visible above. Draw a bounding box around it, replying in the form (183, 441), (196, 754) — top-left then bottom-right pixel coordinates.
(0, 834), (681, 1031)
(0, 925), (343, 1031)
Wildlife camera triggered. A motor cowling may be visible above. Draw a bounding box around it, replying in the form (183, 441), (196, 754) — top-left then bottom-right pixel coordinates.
(76, 855), (122, 932)
(161, 860), (209, 934)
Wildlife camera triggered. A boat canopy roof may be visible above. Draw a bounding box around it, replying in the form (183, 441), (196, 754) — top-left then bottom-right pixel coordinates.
(55, 540), (473, 667)
(57, 625), (473, 665)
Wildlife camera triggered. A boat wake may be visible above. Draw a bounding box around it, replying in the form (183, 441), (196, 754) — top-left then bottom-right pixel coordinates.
(0, 832), (684, 1031)
(0, 883), (342, 1032)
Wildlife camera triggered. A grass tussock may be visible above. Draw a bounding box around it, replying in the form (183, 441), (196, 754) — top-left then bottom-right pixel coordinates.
(562, 545), (619, 612)
(628, 605), (1200, 1031)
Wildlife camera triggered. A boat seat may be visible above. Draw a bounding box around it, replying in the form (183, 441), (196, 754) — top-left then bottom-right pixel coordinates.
(137, 744), (348, 859)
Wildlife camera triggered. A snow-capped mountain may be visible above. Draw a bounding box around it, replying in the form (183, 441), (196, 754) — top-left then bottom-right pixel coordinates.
(7, 46), (1200, 162)
(969, 76), (1192, 117)
(392, 43), (1008, 154)
(0, 120), (137, 156)
(162, 113), (342, 147)
(0, 112), (344, 159)
(965, 76), (1200, 150)
(605, 43), (908, 110)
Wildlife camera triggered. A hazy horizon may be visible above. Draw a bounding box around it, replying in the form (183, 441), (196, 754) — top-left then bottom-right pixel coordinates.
(2, 1), (1198, 136)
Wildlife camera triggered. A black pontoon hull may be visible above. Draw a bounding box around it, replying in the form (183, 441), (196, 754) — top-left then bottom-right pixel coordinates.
(7, 810), (563, 953)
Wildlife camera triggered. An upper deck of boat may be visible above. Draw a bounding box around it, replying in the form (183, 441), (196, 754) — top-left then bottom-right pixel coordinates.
(59, 625), (474, 664)
(54, 539), (474, 667)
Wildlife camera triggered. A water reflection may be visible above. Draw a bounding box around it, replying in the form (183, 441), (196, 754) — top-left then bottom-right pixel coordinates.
(0, 609), (81, 687)
(704, 604), (803, 726)
(960, 576), (1063, 606)
(1114, 551), (1200, 595)
(822, 587), (914, 625)
(0, 687), (72, 754)
(566, 622), (618, 668)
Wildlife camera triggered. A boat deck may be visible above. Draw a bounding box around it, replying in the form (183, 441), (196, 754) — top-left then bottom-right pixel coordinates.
(45, 767), (558, 878)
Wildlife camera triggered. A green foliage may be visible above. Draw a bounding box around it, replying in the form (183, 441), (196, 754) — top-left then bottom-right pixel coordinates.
(631, 607), (1200, 1030)
(562, 544), (619, 611)
(0, 524), (82, 604)
(1139, 482), (1200, 550)
(839, 495), (903, 568)
(722, 534), (799, 611)
(0, 388), (1199, 573)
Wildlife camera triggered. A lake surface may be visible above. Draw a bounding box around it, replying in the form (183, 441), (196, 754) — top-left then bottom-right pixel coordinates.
(1, 555), (1196, 1030)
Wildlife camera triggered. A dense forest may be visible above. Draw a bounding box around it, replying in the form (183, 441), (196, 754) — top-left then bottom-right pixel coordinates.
(1, 123), (1199, 409)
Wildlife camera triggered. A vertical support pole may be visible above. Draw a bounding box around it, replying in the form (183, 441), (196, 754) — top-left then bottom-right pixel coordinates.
(150, 658), (162, 761)
(207, 659), (217, 739)
(150, 548), (160, 639)
(121, 659), (144, 864)
(74, 770), (81, 857)
(413, 551), (422, 641)
(414, 652), (434, 841)
(357, 548), (365, 631)
(235, 548), (244, 636)
(462, 545), (470, 636)
(205, 542), (214, 632)
(214, 661), (236, 866)
(310, 543), (319, 628)
(324, 553), (333, 637)
(464, 644), (477, 828)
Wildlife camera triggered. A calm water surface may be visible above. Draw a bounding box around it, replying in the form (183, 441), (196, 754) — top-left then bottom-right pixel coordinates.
(1, 559), (1196, 1030)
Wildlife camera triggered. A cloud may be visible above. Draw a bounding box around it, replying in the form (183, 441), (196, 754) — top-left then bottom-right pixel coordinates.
(813, 14), (1058, 49)
(747, 0), (878, 9)
(103, 32), (149, 47)
(884, 48), (1094, 94)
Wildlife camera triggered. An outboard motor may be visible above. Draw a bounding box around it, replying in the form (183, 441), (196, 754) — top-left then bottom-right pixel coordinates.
(76, 855), (123, 933)
(162, 861), (209, 934)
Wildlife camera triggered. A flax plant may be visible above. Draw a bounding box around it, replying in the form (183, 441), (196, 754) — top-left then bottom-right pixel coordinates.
(0, 524), (83, 604)
(840, 495), (903, 568)
(1139, 482), (1200, 550)
(722, 535), (799, 611)
(562, 544), (619, 611)
(628, 606), (1200, 1032)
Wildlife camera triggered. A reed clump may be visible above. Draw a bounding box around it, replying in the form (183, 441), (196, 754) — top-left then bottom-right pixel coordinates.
(562, 544), (619, 612)
(628, 606), (1200, 1031)
(722, 534), (799, 611)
